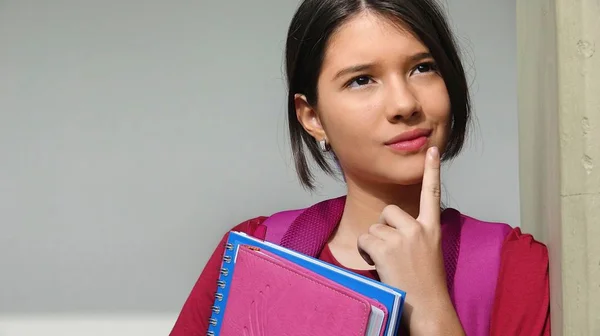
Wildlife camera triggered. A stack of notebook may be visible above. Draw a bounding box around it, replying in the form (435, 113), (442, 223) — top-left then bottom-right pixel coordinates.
(207, 231), (406, 336)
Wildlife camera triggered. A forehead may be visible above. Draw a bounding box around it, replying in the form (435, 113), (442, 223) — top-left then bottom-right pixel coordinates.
(322, 12), (428, 72)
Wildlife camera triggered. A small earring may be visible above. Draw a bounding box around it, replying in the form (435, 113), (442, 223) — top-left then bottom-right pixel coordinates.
(318, 139), (330, 152)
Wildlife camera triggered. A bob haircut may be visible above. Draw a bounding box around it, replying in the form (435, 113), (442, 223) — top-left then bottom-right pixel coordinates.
(285, 0), (471, 189)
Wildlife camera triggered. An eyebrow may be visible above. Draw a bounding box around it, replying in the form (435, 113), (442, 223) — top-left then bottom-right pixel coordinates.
(333, 64), (374, 81)
(408, 52), (434, 63)
(332, 52), (434, 81)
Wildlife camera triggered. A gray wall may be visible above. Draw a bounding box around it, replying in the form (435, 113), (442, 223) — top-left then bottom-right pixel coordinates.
(0, 0), (518, 314)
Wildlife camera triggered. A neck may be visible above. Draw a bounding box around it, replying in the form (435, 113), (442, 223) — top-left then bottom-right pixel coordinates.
(335, 176), (422, 243)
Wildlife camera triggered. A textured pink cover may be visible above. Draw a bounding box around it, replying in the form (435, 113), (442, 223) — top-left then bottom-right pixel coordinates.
(219, 245), (387, 336)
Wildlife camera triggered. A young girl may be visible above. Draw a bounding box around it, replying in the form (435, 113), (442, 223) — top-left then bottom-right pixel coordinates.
(171, 0), (550, 335)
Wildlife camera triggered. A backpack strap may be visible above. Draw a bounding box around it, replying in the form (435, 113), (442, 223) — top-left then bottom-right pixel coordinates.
(440, 208), (462, 304)
(269, 196), (346, 257)
(450, 213), (512, 336)
(262, 208), (304, 244)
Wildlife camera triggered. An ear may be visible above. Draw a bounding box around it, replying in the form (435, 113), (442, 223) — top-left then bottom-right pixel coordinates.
(294, 94), (326, 141)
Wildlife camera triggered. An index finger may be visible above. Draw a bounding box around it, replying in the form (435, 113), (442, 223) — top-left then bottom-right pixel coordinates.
(418, 146), (441, 228)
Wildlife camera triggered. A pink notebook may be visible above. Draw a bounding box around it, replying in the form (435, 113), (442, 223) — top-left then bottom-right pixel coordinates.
(218, 245), (388, 336)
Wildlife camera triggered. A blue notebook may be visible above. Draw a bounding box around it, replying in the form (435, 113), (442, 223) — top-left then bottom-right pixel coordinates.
(208, 231), (406, 336)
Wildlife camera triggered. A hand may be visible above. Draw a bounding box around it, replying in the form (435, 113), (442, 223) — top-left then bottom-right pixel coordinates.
(356, 146), (464, 335)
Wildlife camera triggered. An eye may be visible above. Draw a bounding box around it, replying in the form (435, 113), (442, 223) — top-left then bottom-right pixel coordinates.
(347, 75), (374, 88)
(412, 62), (438, 75)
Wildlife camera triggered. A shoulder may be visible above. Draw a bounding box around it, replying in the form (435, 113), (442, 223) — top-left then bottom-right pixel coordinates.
(449, 209), (513, 229)
(443, 208), (514, 245)
(454, 209), (547, 251)
(447, 209), (548, 279)
(221, 206), (307, 242)
(230, 216), (269, 231)
(448, 208), (547, 255)
(499, 227), (549, 268)
(226, 216), (269, 238)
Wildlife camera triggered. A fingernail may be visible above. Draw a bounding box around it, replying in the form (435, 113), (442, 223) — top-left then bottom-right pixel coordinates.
(429, 146), (439, 159)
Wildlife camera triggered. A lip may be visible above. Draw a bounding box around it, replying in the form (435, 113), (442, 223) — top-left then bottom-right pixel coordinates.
(385, 128), (432, 145)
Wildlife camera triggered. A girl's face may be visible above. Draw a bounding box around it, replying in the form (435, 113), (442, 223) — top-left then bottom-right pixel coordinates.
(296, 12), (451, 187)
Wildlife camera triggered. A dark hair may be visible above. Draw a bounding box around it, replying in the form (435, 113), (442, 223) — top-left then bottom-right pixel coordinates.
(285, 0), (471, 189)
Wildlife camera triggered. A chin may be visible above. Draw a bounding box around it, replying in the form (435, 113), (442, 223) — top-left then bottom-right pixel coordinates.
(389, 174), (423, 186)
(380, 159), (426, 186)
(344, 153), (429, 187)
(365, 168), (424, 186)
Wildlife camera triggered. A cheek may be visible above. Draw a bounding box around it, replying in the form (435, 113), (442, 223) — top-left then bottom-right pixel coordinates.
(423, 82), (451, 118)
(421, 85), (452, 143)
(318, 102), (382, 175)
(319, 96), (379, 147)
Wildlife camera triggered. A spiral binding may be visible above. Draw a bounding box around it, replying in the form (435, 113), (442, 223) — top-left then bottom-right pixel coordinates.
(206, 239), (238, 336)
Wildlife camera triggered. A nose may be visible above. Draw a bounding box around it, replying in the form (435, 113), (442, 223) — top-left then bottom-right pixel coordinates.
(385, 79), (422, 123)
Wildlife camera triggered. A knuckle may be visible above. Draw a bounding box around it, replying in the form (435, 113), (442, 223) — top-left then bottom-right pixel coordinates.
(387, 230), (402, 243)
(377, 244), (393, 257)
(381, 204), (400, 218)
(431, 229), (442, 243)
(368, 223), (382, 235)
(404, 223), (423, 238)
(429, 184), (441, 198)
(383, 204), (398, 212)
(383, 243), (399, 258)
(357, 233), (371, 247)
(389, 235), (402, 247)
